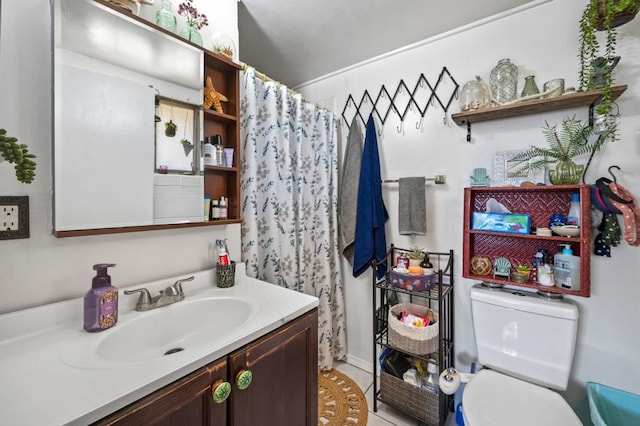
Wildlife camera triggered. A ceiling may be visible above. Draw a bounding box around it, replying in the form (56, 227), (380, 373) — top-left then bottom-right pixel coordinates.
(238, 0), (534, 88)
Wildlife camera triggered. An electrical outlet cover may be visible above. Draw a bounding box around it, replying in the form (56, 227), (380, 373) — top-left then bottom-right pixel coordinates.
(1, 205), (19, 231)
(0, 196), (29, 240)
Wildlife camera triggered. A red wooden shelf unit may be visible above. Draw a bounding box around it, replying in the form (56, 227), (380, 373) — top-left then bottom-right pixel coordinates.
(463, 185), (591, 297)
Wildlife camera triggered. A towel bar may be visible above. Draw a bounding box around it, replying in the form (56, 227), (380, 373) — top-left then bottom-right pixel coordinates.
(382, 175), (446, 185)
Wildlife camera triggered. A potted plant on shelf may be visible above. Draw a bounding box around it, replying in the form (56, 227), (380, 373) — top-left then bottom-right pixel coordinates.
(516, 265), (533, 280)
(510, 116), (612, 185)
(407, 246), (425, 267)
(578, 0), (639, 139)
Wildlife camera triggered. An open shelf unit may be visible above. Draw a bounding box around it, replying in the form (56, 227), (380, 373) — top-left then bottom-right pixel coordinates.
(203, 51), (241, 221)
(372, 246), (454, 425)
(463, 185), (591, 297)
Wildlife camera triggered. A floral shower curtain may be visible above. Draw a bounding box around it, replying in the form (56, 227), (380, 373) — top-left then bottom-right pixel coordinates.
(240, 67), (346, 370)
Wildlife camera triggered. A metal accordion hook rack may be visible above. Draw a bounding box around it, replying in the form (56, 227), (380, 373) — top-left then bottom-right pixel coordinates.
(341, 67), (459, 132)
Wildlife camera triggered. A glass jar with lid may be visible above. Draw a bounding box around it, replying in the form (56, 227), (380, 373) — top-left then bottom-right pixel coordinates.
(459, 80), (490, 111)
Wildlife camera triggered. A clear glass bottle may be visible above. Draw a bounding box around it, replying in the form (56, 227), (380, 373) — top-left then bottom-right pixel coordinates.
(179, 21), (203, 46)
(155, 0), (177, 33)
(521, 75), (540, 97)
(490, 58), (518, 103)
(213, 135), (225, 166)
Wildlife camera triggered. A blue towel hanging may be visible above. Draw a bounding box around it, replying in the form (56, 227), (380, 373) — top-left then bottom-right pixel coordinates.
(353, 115), (388, 279)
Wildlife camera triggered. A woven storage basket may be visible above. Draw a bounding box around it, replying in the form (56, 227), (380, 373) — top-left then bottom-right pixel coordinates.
(380, 371), (439, 425)
(216, 261), (236, 288)
(388, 303), (439, 355)
(388, 270), (435, 292)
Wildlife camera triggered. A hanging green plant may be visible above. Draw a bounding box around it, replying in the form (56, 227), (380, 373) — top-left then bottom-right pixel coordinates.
(181, 138), (193, 157)
(578, 0), (639, 140)
(164, 120), (177, 137)
(0, 128), (37, 184)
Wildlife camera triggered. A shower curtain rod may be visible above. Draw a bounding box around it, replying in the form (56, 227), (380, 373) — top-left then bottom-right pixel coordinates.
(240, 63), (331, 112)
(382, 175), (447, 184)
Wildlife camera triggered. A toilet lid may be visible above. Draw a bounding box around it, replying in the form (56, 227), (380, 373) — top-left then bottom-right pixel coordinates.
(463, 369), (582, 426)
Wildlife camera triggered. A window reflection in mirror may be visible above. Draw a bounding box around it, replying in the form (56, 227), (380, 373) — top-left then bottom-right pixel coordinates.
(155, 97), (200, 174)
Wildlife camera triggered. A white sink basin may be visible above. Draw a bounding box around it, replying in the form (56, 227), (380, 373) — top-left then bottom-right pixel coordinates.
(61, 296), (258, 368)
(98, 297), (253, 363)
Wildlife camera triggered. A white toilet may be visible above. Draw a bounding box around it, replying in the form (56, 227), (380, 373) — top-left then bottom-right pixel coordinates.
(462, 284), (582, 426)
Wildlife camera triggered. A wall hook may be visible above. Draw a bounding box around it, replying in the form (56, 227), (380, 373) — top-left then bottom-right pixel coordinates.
(397, 120), (404, 134)
(608, 165), (620, 182)
(416, 116), (424, 130)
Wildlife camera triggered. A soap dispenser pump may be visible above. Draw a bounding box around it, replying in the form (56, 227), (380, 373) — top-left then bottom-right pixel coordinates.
(84, 263), (118, 332)
(554, 245), (580, 291)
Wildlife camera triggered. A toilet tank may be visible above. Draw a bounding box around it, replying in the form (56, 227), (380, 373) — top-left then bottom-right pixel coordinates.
(470, 284), (579, 390)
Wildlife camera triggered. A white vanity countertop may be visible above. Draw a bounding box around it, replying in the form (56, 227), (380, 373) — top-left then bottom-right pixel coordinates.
(0, 266), (318, 425)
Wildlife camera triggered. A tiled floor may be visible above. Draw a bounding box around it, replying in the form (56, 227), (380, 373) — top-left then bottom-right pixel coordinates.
(333, 360), (457, 426)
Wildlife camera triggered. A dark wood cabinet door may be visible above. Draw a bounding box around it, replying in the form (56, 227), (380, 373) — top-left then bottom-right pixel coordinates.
(228, 309), (318, 426)
(94, 357), (228, 426)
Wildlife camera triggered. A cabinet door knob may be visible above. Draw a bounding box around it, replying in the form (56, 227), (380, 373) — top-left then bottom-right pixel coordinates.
(235, 369), (253, 390)
(211, 380), (232, 404)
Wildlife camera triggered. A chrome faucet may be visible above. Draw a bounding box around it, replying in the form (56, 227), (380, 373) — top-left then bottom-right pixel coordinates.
(124, 276), (194, 312)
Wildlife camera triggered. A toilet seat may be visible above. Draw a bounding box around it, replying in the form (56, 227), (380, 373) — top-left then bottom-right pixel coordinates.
(463, 369), (582, 426)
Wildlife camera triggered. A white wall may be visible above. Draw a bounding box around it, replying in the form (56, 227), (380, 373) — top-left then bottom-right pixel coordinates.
(299, 0), (640, 421)
(0, 0), (241, 313)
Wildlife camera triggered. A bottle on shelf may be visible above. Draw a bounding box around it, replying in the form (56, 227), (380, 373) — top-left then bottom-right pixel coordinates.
(211, 199), (220, 220)
(219, 196), (228, 219)
(203, 137), (215, 166)
(420, 253), (434, 277)
(423, 359), (440, 395)
(567, 193), (581, 226)
(396, 253), (409, 269)
(204, 195), (211, 221)
(555, 244), (580, 291)
(537, 252), (555, 287)
(213, 135), (225, 166)
(155, 0), (177, 33)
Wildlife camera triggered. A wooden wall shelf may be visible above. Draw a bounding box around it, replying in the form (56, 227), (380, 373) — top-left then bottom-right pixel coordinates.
(452, 85), (627, 125)
(452, 85), (627, 142)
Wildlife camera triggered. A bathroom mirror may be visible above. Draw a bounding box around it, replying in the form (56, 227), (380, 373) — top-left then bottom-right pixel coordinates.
(53, 0), (206, 235)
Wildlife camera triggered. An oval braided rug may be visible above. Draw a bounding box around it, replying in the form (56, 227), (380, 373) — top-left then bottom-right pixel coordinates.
(318, 369), (368, 425)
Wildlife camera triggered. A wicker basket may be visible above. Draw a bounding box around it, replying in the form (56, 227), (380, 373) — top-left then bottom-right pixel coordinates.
(388, 303), (439, 355)
(216, 261), (236, 288)
(379, 371), (439, 425)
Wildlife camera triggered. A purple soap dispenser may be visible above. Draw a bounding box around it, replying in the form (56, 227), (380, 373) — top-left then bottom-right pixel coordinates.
(84, 263), (118, 332)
